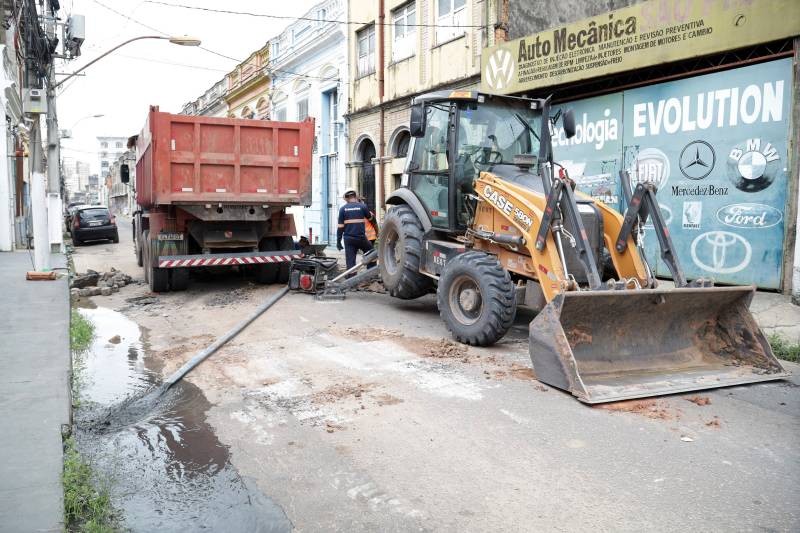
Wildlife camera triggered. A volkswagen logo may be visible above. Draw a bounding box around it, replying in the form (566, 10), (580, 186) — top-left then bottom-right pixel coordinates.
(690, 230), (752, 275)
(679, 140), (715, 180)
(484, 48), (516, 91)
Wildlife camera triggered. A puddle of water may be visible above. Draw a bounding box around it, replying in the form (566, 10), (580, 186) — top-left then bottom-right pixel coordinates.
(74, 307), (291, 532)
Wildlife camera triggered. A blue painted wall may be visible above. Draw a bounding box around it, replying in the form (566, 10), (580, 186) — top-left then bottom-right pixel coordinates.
(553, 58), (793, 289)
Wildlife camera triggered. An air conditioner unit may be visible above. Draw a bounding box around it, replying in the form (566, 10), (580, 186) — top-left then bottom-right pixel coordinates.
(23, 89), (48, 114)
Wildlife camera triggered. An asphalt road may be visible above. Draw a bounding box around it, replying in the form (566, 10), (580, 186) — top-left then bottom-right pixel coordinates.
(72, 219), (800, 532)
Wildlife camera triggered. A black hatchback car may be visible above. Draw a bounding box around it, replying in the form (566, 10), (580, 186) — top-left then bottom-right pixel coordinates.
(71, 206), (119, 245)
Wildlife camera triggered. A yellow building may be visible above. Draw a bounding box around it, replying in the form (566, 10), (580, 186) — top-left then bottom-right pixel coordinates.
(225, 46), (271, 120)
(345, 0), (507, 216)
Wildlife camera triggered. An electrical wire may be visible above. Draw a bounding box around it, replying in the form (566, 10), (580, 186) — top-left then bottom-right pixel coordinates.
(145, 0), (488, 28)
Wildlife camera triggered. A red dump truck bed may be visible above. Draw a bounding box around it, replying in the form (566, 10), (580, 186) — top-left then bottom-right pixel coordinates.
(135, 106), (313, 208)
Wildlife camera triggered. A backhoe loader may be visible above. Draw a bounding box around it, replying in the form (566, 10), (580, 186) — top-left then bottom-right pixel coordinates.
(378, 90), (788, 404)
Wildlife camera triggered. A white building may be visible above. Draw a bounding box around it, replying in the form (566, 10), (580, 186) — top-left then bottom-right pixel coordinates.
(267, 0), (348, 245)
(180, 78), (228, 117)
(63, 156), (90, 200)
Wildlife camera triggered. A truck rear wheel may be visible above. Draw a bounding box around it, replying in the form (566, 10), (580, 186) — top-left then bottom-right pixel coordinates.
(274, 236), (294, 284)
(437, 251), (516, 346)
(170, 268), (189, 291)
(379, 205), (432, 299)
(255, 238), (279, 284)
(144, 231), (169, 293)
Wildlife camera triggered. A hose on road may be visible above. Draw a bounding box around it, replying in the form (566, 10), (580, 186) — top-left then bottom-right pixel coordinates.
(161, 286), (290, 391)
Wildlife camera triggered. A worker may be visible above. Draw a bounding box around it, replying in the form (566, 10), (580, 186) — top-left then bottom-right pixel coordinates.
(336, 188), (377, 270)
(360, 196), (379, 246)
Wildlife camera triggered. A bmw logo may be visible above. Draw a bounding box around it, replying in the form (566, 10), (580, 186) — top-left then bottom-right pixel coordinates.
(727, 138), (781, 192)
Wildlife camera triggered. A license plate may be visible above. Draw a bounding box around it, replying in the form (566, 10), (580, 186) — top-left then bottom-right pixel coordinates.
(157, 233), (184, 241)
(88, 220), (102, 226)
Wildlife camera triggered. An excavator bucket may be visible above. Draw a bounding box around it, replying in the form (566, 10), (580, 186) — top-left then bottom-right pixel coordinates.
(529, 286), (789, 404)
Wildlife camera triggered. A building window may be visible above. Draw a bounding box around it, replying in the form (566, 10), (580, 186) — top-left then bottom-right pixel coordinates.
(392, 2), (416, 62)
(116, 142), (123, 148)
(317, 8), (326, 24)
(394, 130), (411, 158)
(101, 161), (109, 168)
(357, 25), (376, 77)
(297, 98), (309, 121)
(271, 40), (280, 60)
(101, 142), (108, 149)
(100, 151), (107, 158)
(436, 0), (466, 44)
(241, 106), (254, 119)
(274, 107), (287, 121)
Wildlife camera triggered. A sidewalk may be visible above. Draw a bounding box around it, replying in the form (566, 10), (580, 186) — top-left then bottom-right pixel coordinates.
(0, 252), (71, 532)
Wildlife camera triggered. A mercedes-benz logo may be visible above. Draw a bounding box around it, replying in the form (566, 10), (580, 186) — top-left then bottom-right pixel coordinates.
(679, 140), (716, 180)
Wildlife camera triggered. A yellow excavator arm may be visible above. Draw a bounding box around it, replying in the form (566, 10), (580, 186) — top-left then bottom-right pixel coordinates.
(472, 172), (648, 300)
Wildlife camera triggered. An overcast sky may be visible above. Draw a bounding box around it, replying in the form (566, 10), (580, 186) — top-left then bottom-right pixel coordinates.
(58, 0), (320, 173)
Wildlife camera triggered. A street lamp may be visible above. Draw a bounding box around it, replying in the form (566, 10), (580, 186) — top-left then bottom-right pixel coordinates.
(55, 35), (202, 88)
(60, 113), (105, 138)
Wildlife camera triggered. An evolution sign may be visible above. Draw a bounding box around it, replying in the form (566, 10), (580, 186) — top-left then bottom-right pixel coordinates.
(481, 0), (800, 94)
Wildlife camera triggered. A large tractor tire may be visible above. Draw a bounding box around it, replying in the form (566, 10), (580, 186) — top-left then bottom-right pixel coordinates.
(437, 251), (516, 346)
(144, 230), (169, 293)
(379, 205), (432, 299)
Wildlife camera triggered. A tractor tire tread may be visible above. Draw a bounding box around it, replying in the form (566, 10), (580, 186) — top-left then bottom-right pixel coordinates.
(437, 251), (516, 346)
(380, 205), (432, 300)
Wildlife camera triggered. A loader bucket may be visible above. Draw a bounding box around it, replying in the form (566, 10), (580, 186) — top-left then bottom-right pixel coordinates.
(529, 286), (789, 404)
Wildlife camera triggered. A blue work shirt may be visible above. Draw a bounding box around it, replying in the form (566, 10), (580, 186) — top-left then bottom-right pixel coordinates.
(337, 202), (371, 240)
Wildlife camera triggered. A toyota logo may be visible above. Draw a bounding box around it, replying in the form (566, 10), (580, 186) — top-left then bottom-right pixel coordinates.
(690, 230), (752, 275)
(484, 48), (516, 91)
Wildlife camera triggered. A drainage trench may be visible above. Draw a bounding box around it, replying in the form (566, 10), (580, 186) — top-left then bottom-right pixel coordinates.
(73, 307), (292, 532)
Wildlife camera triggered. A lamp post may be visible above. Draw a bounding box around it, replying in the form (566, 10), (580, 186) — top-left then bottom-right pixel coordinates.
(32, 35), (201, 271)
(55, 35), (202, 89)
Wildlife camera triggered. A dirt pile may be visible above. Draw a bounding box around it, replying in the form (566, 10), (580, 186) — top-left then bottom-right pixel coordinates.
(598, 399), (679, 420)
(333, 326), (403, 342)
(685, 396), (711, 406)
(312, 382), (375, 405)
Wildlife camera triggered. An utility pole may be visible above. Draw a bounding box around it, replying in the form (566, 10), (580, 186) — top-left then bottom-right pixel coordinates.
(46, 64), (62, 253)
(45, 8), (62, 253)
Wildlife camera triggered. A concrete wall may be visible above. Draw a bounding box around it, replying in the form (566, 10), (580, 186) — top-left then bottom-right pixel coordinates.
(507, 0), (647, 39)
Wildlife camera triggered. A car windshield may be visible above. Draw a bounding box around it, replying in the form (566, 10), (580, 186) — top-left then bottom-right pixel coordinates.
(457, 99), (543, 170)
(79, 208), (109, 218)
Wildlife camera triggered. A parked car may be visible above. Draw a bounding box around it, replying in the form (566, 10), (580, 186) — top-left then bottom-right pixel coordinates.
(71, 206), (119, 245)
(64, 203), (91, 235)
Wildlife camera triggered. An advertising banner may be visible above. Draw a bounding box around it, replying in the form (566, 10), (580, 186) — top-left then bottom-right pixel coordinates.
(550, 93), (624, 210)
(621, 58), (792, 288)
(481, 0), (800, 95)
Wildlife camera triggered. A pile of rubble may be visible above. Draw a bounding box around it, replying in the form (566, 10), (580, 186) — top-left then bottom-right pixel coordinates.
(71, 268), (135, 298)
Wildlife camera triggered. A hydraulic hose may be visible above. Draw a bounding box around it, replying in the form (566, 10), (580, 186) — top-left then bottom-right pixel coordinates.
(162, 286), (290, 390)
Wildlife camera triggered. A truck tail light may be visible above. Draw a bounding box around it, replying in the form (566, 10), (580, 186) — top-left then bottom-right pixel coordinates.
(110, 215), (116, 225)
(73, 217), (80, 229)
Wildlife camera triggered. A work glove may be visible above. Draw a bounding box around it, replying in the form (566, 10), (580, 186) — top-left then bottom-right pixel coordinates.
(337, 241), (343, 251)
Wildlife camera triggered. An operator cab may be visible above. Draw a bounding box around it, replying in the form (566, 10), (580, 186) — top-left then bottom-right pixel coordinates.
(402, 91), (565, 233)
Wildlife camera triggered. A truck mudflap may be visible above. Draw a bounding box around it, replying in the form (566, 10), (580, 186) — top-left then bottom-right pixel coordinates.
(158, 250), (301, 268)
(528, 286), (790, 404)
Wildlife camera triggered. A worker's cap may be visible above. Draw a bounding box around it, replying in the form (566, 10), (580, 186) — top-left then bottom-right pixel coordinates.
(343, 188), (358, 199)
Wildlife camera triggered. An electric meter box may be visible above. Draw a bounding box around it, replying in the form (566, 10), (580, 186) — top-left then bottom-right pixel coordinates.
(23, 88), (48, 114)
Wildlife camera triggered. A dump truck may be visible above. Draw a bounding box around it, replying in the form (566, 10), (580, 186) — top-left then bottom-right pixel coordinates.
(128, 106), (313, 292)
(378, 91), (788, 403)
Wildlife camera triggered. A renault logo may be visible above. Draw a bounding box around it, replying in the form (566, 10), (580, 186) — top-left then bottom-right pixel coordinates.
(484, 48), (516, 91)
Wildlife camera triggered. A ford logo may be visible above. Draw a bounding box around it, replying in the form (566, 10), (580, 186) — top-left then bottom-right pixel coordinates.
(715, 203), (783, 229)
